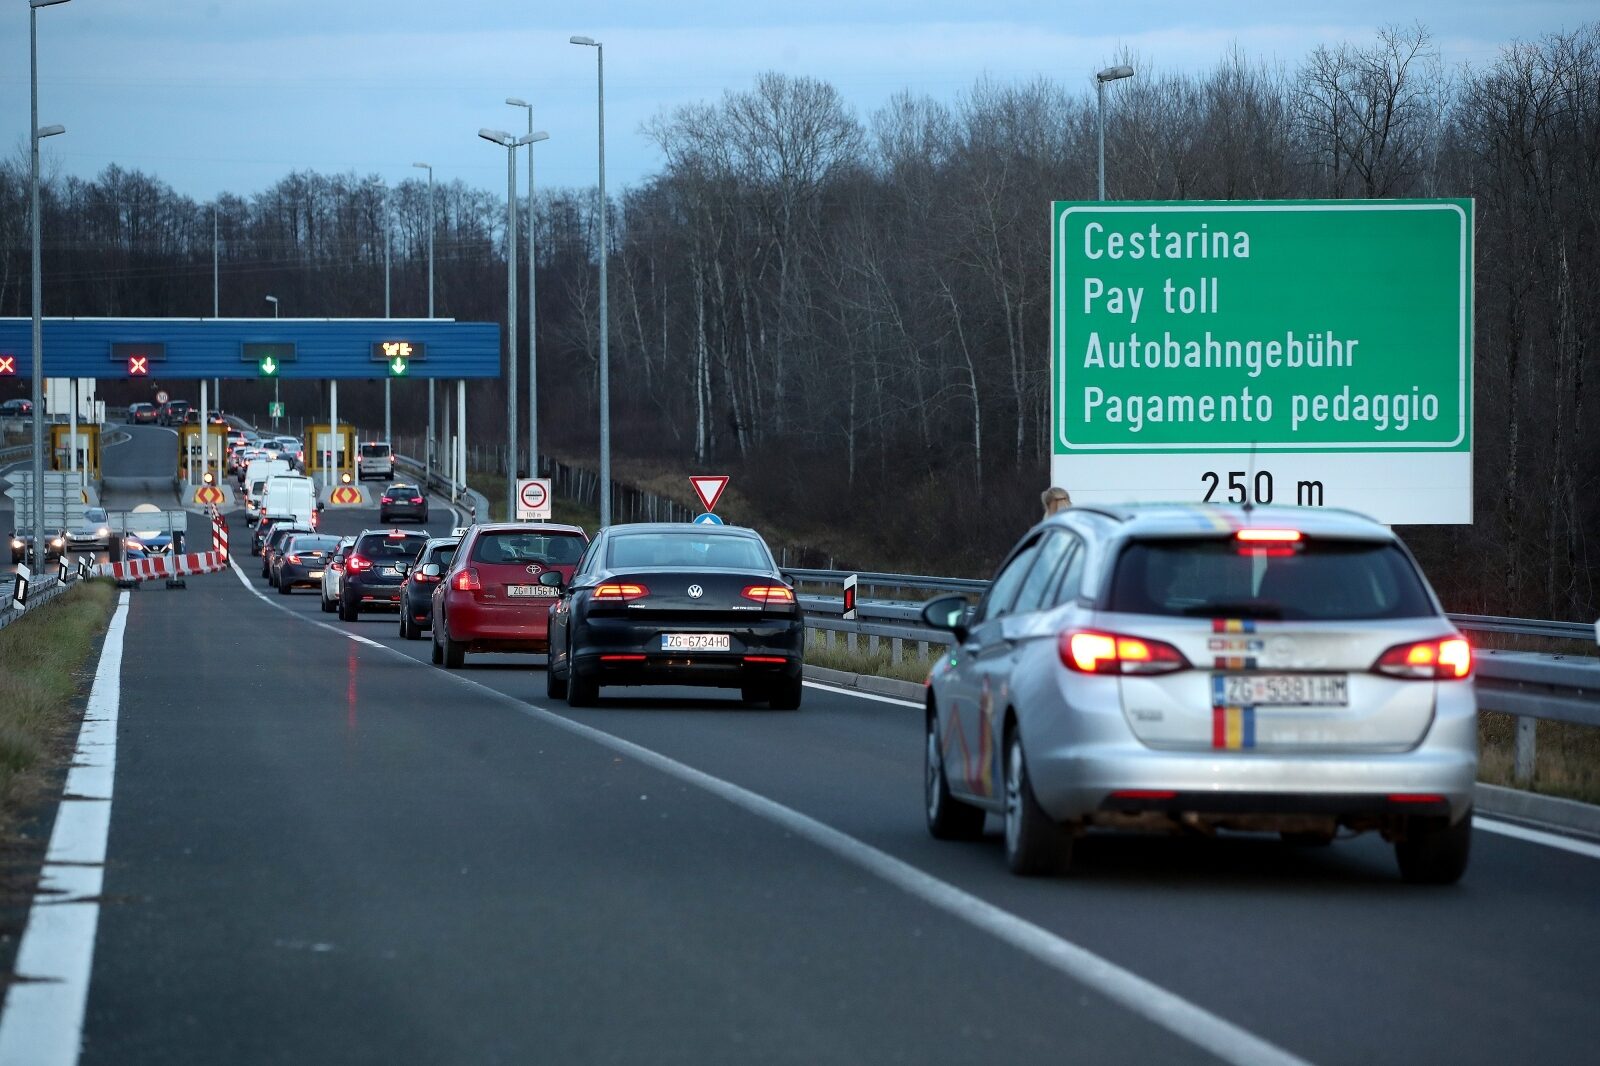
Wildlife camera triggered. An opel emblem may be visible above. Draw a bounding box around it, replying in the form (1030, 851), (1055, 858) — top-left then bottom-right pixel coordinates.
(526, 563), (542, 575)
(687, 584), (704, 599)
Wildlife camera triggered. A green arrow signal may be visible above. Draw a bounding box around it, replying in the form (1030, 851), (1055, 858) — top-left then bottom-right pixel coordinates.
(389, 356), (408, 376)
(259, 355), (279, 376)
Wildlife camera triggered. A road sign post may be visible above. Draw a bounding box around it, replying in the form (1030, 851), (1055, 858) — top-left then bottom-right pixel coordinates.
(515, 477), (551, 520)
(1051, 200), (1473, 524)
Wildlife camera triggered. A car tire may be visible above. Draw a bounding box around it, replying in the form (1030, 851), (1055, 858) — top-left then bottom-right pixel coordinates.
(399, 613), (419, 640)
(320, 592), (333, 613)
(278, 579), (292, 595)
(441, 631), (465, 669)
(338, 595), (358, 622)
(767, 673), (803, 711)
(1003, 728), (1072, 876)
(566, 664), (598, 708)
(546, 658), (568, 700)
(1395, 809), (1472, 885)
(926, 710), (986, 841)
(430, 627), (444, 665)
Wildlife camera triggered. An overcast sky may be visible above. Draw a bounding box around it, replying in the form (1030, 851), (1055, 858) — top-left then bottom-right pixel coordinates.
(2, 1), (1591, 202)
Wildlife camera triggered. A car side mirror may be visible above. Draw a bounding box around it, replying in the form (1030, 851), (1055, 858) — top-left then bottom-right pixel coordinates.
(538, 571), (565, 589)
(421, 563), (442, 578)
(920, 594), (971, 644)
(317, 502), (326, 511)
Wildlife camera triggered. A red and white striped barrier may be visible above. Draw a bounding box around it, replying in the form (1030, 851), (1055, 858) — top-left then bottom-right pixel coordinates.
(93, 511), (230, 582)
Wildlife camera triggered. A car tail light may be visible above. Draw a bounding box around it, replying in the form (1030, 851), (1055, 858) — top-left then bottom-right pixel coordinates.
(381, 496), (393, 504)
(593, 582), (649, 602)
(346, 554), (373, 574)
(1374, 637), (1472, 679)
(742, 585), (795, 605)
(453, 567), (482, 592)
(388, 530), (407, 538)
(744, 655), (788, 664)
(286, 553), (302, 564)
(412, 569), (439, 584)
(331, 560), (345, 573)
(410, 497), (423, 504)
(600, 654), (647, 662)
(1236, 529), (1302, 543)
(1060, 629), (1189, 675)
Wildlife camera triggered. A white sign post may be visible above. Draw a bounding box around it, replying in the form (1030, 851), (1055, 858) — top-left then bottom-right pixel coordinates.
(515, 478), (552, 521)
(11, 564), (29, 610)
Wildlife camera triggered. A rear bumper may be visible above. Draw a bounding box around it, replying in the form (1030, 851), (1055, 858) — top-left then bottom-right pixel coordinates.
(379, 506), (428, 520)
(279, 566), (326, 589)
(345, 577), (406, 608)
(446, 597), (552, 652)
(571, 617), (805, 689)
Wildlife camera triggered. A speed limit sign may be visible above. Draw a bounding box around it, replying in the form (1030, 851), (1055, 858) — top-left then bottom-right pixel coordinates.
(516, 478), (551, 520)
(155, 390), (170, 404)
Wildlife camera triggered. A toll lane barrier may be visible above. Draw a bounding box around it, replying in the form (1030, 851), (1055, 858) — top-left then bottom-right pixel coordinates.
(95, 551), (228, 582)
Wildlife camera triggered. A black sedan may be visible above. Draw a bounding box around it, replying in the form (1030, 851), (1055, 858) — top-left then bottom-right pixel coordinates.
(274, 533), (343, 594)
(545, 524), (804, 709)
(378, 483), (428, 524)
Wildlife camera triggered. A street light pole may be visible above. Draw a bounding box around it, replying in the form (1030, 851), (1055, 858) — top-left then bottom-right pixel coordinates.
(29, 0), (71, 575)
(414, 161), (434, 484)
(508, 98), (539, 479)
(480, 129), (536, 517)
(373, 179), (392, 443)
(1096, 65), (1135, 202)
(265, 295), (279, 428)
(213, 202), (221, 412)
(571, 36), (610, 525)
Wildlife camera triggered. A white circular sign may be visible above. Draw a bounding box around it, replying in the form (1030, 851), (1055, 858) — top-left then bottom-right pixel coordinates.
(518, 480), (548, 509)
(155, 390), (170, 404)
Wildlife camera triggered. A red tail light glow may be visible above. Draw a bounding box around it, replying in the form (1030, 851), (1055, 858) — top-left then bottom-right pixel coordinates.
(1060, 629), (1189, 675)
(744, 655), (788, 664)
(286, 553), (302, 564)
(1374, 637), (1472, 679)
(345, 554), (373, 574)
(742, 585), (796, 605)
(453, 567), (482, 592)
(410, 497), (423, 504)
(593, 582), (649, 602)
(381, 496), (393, 504)
(330, 560), (345, 573)
(1236, 529), (1302, 543)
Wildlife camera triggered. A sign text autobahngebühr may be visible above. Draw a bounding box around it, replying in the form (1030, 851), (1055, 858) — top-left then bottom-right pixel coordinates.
(1051, 200), (1472, 524)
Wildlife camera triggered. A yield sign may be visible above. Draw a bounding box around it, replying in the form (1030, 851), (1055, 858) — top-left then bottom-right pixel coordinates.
(689, 475), (729, 513)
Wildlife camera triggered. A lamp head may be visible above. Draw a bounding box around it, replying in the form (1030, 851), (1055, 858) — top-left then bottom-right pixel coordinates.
(479, 128), (513, 147)
(31, 1), (75, 9)
(36, 124), (67, 139)
(412, 161), (431, 170)
(570, 35), (597, 46)
(1097, 65), (1135, 82)
(506, 97), (529, 108)
(530, 131), (550, 144)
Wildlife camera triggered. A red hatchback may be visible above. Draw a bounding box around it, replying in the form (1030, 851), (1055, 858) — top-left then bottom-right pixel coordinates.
(431, 523), (589, 668)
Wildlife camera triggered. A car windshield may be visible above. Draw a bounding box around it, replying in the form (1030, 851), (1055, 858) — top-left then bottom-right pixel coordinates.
(607, 532), (770, 570)
(386, 485), (418, 496)
(359, 533), (428, 559)
(471, 531), (586, 565)
(361, 444), (390, 457)
(83, 508), (107, 523)
(1107, 538), (1437, 621)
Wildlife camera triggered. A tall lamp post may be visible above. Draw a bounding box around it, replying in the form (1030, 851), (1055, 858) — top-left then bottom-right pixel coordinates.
(372, 178), (392, 442)
(507, 98), (547, 480)
(479, 128), (539, 516)
(1096, 65), (1135, 202)
(264, 296), (280, 429)
(413, 162), (435, 484)
(29, 0), (72, 575)
(571, 35), (611, 526)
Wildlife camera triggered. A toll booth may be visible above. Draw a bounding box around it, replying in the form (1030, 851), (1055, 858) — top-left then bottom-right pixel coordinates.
(176, 424), (227, 483)
(306, 423), (355, 480)
(49, 423), (100, 479)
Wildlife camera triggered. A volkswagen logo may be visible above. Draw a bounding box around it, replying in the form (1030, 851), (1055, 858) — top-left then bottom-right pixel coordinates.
(687, 585), (704, 599)
(525, 563), (543, 575)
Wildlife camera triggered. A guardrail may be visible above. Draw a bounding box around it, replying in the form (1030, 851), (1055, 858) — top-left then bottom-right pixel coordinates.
(785, 567), (1600, 789)
(392, 452), (490, 527)
(0, 572), (81, 632)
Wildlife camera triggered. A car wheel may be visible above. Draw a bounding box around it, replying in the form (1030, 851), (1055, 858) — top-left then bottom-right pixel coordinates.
(441, 631), (465, 669)
(566, 663), (598, 707)
(399, 613), (419, 640)
(320, 592), (333, 613)
(277, 579), (292, 595)
(768, 672), (803, 710)
(430, 626), (443, 665)
(546, 657), (568, 700)
(1003, 728), (1072, 876)
(338, 595), (358, 622)
(926, 711), (985, 841)
(1395, 808), (1472, 885)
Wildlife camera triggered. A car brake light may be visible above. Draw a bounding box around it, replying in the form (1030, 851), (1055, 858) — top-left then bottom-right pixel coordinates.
(286, 553), (302, 564)
(1236, 528), (1301, 543)
(1060, 629), (1189, 675)
(453, 567), (482, 592)
(381, 496), (393, 504)
(331, 560), (345, 573)
(742, 585), (795, 605)
(346, 554), (373, 574)
(410, 497), (423, 504)
(1374, 637), (1472, 679)
(593, 582), (649, 602)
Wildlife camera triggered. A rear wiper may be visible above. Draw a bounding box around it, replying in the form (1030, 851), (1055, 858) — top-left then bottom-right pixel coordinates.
(1178, 601), (1283, 620)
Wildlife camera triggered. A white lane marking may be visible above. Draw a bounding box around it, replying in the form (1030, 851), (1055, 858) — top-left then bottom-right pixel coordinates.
(225, 564), (1307, 1066)
(0, 591), (131, 1066)
(1477, 816), (1600, 861)
(803, 680), (922, 709)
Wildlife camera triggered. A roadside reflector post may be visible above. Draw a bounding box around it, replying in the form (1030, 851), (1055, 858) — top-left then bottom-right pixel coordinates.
(11, 564), (29, 609)
(843, 573), (858, 621)
(1514, 717), (1537, 788)
(891, 637), (903, 665)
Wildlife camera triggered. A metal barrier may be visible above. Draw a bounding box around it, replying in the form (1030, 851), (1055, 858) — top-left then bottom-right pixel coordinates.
(786, 567), (1600, 789)
(0, 572), (84, 632)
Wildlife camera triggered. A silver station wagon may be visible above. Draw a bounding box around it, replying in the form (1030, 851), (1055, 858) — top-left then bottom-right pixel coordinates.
(920, 503), (1477, 884)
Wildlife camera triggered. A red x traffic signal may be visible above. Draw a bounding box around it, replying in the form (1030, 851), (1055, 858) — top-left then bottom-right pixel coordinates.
(128, 355), (149, 376)
(0, 355), (16, 375)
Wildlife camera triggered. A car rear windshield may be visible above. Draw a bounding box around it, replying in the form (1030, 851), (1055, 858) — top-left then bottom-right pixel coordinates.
(287, 535), (341, 553)
(426, 544), (458, 567)
(470, 531), (585, 565)
(1107, 537), (1437, 621)
(607, 532), (770, 570)
(358, 533), (428, 559)
(361, 443), (391, 457)
(386, 485), (419, 496)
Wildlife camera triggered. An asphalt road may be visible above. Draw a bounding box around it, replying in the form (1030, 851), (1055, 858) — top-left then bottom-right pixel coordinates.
(13, 437), (1600, 1064)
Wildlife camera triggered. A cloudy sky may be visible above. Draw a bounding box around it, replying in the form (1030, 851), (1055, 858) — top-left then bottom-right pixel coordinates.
(2, 1), (1590, 201)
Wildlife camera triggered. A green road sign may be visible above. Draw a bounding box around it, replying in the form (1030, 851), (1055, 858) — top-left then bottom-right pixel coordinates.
(268, 401), (285, 418)
(259, 355), (280, 377)
(388, 356), (408, 376)
(1051, 199), (1473, 524)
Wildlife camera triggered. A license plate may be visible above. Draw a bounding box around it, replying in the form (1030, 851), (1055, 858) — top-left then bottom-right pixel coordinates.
(309, 570), (324, 578)
(1213, 674), (1348, 707)
(662, 633), (730, 651)
(381, 566), (397, 575)
(506, 584), (557, 598)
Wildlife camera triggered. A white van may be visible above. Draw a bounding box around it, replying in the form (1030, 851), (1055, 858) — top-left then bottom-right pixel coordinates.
(244, 458), (292, 520)
(357, 441), (394, 481)
(262, 474), (320, 529)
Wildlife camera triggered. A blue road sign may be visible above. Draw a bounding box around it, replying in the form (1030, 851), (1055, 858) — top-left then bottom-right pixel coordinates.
(692, 512), (724, 525)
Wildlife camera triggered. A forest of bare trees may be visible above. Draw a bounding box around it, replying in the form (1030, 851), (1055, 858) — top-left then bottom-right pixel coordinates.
(0, 23), (1595, 619)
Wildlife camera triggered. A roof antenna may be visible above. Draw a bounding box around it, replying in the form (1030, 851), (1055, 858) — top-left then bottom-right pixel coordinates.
(1242, 441), (1258, 516)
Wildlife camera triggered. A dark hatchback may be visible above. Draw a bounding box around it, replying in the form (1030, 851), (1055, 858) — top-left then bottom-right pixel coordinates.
(339, 529), (429, 620)
(262, 522), (312, 580)
(545, 524), (804, 709)
(378, 483), (428, 524)
(398, 537), (459, 639)
(275, 533), (343, 594)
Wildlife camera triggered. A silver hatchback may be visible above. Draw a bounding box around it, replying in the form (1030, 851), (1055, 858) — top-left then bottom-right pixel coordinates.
(921, 504), (1477, 884)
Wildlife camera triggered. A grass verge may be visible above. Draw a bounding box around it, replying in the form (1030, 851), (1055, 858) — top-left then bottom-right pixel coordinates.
(804, 633), (943, 686)
(0, 580), (117, 835)
(1478, 711), (1600, 806)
